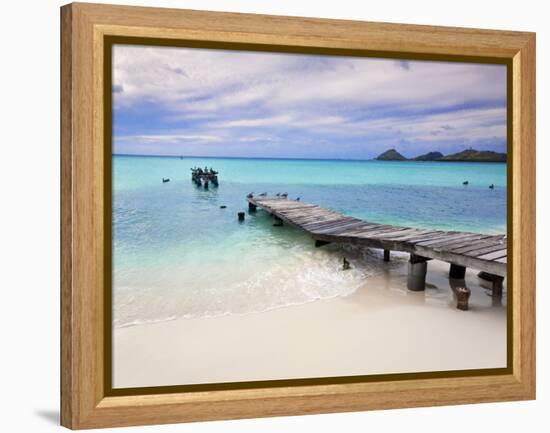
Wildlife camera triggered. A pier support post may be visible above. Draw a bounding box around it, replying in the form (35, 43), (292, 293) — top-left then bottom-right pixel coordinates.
(273, 216), (283, 227)
(492, 276), (504, 297)
(237, 212), (245, 222)
(248, 202), (257, 212)
(383, 249), (390, 262)
(478, 272), (504, 297)
(315, 240), (331, 248)
(204, 180), (209, 189)
(449, 264), (466, 279)
(407, 254), (428, 291)
(455, 287), (471, 311)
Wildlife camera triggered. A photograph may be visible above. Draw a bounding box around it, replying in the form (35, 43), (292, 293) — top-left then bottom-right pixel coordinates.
(110, 44), (508, 389)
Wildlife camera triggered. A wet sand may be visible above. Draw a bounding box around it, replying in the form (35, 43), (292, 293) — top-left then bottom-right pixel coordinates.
(113, 257), (507, 389)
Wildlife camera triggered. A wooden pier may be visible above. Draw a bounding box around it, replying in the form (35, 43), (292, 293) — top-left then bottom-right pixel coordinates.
(247, 196), (507, 308)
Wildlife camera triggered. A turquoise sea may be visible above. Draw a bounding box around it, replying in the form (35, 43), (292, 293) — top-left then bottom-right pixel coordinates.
(113, 155), (507, 327)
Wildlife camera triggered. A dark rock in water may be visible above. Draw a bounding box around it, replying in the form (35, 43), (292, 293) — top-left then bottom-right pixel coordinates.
(375, 149), (407, 161)
(220, 205), (227, 209)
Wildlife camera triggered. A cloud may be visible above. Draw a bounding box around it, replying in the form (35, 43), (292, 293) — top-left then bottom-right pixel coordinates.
(112, 44), (507, 158)
(117, 133), (222, 143)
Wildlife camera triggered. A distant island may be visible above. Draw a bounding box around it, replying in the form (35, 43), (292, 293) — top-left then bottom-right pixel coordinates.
(413, 151), (444, 161)
(375, 149), (408, 161)
(375, 148), (506, 162)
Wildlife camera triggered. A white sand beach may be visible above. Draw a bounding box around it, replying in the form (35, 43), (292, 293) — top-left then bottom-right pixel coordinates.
(113, 257), (507, 389)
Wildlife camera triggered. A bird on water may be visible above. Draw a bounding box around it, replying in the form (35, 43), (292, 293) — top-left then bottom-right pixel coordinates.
(489, 184), (495, 189)
(463, 181), (469, 185)
(162, 178), (170, 183)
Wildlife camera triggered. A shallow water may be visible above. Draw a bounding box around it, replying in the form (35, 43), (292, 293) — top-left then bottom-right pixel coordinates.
(113, 155), (506, 327)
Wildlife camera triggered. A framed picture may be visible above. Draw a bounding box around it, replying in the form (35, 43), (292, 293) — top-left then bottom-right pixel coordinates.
(60, 3), (535, 429)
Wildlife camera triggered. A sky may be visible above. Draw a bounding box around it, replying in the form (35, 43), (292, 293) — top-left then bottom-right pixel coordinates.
(112, 44), (507, 159)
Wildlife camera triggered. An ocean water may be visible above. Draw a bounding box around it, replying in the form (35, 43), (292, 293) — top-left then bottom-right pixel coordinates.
(113, 155), (507, 328)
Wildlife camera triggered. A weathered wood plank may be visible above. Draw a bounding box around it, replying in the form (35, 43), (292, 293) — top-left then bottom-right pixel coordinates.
(477, 249), (508, 261)
(464, 243), (510, 257)
(304, 217), (358, 231)
(332, 223), (383, 236)
(431, 235), (495, 251)
(451, 238), (506, 254)
(386, 230), (440, 242)
(352, 226), (403, 237)
(373, 228), (425, 239)
(312, 220), (368, 234)
(415, 233), (479, 247)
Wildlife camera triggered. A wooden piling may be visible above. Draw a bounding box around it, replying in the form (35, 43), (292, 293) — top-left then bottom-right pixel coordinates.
(238, 212), (245, 222)
(383, 249), (390, 262)
(407, 254), (428, 291)
(449, 263), (466, 279)
(248, 202), (257, 212)
(492, 276), (504, 297)
(456, 287), (471, 310)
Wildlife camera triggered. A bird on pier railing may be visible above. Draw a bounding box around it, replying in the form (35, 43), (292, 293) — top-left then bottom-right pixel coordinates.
(247, 192), (254, 198)
(463, 181), (469, 185)
(276, 193), (281, 197)
(489, 184), (495, 189)
(296, 197), (301, 201)
(162, 178), (170, 183)
(281, 192), (288, 198)
(259, 192), (267, 197)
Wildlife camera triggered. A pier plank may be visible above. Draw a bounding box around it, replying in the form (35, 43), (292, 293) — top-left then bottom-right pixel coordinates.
(463, 243), (509, 257)
(477, 249), (508, 261)
(451, 238), (506, 254)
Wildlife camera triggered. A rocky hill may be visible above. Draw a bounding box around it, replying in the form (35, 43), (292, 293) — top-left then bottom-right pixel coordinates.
(412, 151), (444, 161)
(375, 149), (407, 161)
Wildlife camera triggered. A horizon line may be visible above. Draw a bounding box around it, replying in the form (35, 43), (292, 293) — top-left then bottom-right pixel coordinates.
(113, 151), (507, 162)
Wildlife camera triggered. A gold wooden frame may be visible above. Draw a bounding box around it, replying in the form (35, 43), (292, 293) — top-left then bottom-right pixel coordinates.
(61, 2), (536, 429)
